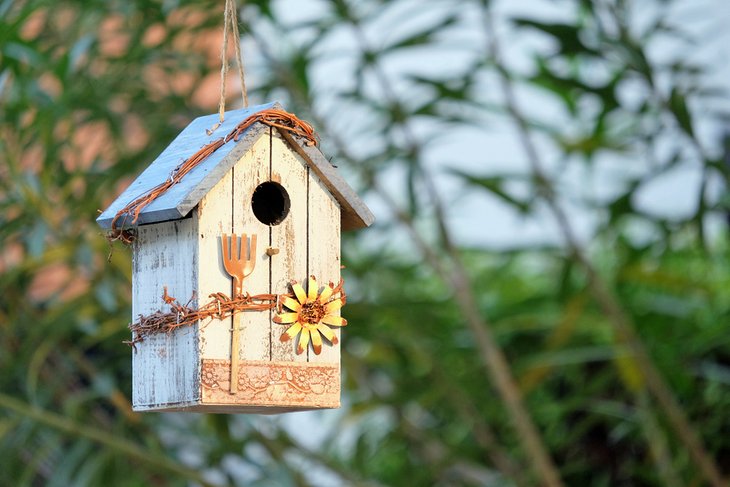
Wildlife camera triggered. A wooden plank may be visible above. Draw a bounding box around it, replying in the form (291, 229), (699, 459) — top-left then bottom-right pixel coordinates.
(270, 132), (309, 362)
(131, 217), (199, 410)
(233, 131), (272, 363)
(196, 168), (233, 364)
(277, 130), (375, 231)
(307, 168), (341, 366)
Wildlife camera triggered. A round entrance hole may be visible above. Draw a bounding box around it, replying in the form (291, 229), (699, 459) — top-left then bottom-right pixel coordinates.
(251, 181), (290, 225)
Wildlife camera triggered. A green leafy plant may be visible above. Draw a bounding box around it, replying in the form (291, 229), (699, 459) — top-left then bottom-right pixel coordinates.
(1, 0), (728, 485)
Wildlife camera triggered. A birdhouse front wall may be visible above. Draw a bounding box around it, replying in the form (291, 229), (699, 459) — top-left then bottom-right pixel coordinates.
(130, 127), (342, 413)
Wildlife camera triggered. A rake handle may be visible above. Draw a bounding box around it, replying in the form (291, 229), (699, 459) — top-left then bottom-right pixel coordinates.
(221, 233), (257, 395)
(230, 278), (242, 394)
(229, 276), (243, 394)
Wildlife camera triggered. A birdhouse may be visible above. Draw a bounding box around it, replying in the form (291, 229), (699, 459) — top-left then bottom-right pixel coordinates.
(97, 102), (374, 413)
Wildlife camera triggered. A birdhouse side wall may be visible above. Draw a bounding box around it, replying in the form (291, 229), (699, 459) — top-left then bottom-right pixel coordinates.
(131, 216), (200, 410)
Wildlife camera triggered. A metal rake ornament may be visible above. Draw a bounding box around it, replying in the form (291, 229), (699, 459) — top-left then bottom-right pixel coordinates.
(221, 233), (257, 393)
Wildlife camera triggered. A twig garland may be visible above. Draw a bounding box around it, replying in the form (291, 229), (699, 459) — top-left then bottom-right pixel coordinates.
(109, 138), (226, 244)
(125, 278), (345, 349)
(224, 108), (318, 146)
(106, 108), (318, 245)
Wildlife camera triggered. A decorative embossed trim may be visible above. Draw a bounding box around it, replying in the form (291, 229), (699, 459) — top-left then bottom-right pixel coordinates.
(201, 359), (340, 409)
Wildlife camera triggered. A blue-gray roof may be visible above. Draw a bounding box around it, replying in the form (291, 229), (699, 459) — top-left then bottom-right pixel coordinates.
(97, 102), (374, 231)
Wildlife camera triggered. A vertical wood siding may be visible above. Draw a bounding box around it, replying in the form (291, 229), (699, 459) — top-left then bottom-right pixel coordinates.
(307, 171), (341, 365)
(132, 217), (199, 409)
(270, 132), (309, 363)
(232, 132), (272, 362)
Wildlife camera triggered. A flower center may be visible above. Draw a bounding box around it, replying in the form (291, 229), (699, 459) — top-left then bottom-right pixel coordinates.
(299, 301), (326, 324)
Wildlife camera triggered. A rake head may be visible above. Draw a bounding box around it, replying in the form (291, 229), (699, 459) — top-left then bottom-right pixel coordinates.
(221, 233), (257, 295)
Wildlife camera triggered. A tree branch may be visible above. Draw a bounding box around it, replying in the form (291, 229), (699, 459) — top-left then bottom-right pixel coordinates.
(480, 4), (726, 486)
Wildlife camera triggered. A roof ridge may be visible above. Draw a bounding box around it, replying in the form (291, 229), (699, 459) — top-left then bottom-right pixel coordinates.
(97, 102), (374, 232)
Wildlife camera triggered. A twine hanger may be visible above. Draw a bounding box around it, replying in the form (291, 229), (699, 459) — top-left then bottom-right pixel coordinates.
(208, 0), (249, 135)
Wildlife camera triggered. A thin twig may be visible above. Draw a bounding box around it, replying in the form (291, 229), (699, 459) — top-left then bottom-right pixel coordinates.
(636, 391), (682, 487)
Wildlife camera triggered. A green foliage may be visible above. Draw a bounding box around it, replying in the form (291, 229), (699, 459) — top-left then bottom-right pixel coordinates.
(1, 0), (729, 486)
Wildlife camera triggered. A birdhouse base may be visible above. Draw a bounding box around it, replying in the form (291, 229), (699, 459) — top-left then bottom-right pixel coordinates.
(131, 360), (340, 414)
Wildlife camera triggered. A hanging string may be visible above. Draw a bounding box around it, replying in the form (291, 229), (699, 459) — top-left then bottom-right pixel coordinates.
(210, 0), (249, 135)
(216, 2), (231, 125)
(228, 0), (248, 108)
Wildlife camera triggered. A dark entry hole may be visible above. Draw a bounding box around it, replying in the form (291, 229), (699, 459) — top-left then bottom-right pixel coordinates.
(251, 181), (290, 225)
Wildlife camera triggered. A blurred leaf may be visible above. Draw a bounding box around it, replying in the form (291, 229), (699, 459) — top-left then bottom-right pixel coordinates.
(1, 0), (727, 485)
(383, 14), (459, 52)
(512, 18), (598, 56)
(669, 87), (694, 137)
(451, 170), (532, 213)
(614, 355), (645, 392)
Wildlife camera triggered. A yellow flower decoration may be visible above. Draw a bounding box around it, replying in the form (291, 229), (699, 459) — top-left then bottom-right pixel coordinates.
(274, 276), (347, 355)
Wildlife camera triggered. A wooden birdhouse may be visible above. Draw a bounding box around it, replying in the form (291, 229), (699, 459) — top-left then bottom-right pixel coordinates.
(97, 102), (374, 413)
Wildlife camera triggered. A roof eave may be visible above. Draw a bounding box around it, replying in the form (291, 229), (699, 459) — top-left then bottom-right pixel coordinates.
(277, 130), (375, 231)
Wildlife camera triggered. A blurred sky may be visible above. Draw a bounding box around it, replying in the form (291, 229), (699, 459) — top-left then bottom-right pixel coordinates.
(243, 0), (730, 251)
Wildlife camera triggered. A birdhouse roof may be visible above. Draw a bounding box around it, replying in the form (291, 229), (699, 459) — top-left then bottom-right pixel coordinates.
(96, 102), (374, 231)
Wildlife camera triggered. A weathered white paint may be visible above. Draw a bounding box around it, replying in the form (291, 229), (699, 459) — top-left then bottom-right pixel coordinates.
(233, 132), (272, 362)
(197, 167), (233, 361)
(307, 169), (341, 366)
(270, 132), (309, 363)
(131, 217), (199, 410)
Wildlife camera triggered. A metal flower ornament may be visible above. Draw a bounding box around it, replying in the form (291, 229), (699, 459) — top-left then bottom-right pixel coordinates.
(274, 276), (347, 355)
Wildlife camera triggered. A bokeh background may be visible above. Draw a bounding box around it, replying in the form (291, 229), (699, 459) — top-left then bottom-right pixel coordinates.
(1, 0), (730, 485)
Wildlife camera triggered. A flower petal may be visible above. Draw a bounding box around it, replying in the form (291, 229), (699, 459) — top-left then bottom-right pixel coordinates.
(324, 299), (343, 314)
(308, 276), (318, 301)
(311, 328), (322, 355)
(273, 312), (298, 324)
(292, 282), (308, 305)
(280, 296), (301, 312)
(316, 323), (339, 344)
(280, 322), (302, 342)
(318, 283), (334, 303)
(297, 328), (310, 355)
(321, 314), (347, 327)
